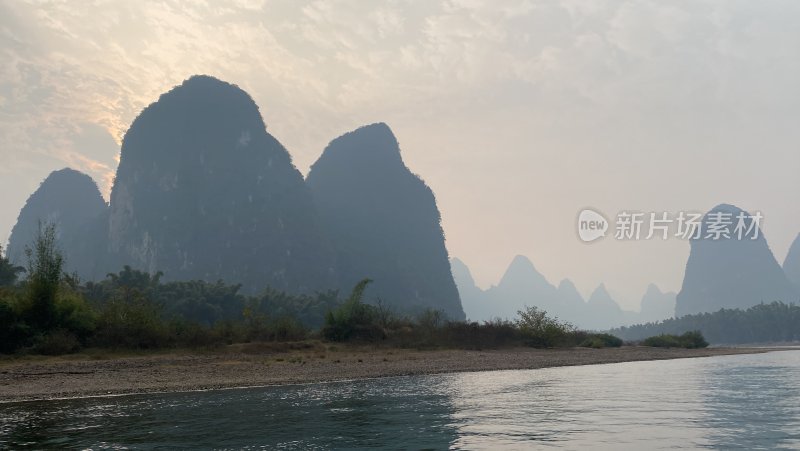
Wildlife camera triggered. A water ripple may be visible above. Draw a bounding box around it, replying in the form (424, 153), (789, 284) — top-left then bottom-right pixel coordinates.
(1, 351), (799, 449)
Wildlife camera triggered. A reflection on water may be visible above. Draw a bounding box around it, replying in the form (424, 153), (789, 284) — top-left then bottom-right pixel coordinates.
(701, 359), (800, 449)
(1, 351), (799, 449)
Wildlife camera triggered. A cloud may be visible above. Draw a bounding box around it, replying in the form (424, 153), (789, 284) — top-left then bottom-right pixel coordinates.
(1, 0), (799, 306)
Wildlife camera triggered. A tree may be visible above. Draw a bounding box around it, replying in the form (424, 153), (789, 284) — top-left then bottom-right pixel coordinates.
(611, 302), (800, 344)
(0, 244), (24, 287)
(106, 265), (163, 303)
(24, 223), (64, 329)
(516, 305), (575, 347)
(323, 278), (385, 341)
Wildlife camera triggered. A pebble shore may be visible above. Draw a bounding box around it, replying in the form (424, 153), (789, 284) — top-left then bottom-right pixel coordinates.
(0, 345), (774, 403)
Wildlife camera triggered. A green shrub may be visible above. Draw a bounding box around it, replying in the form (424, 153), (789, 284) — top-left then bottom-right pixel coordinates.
(322, 279), (385, 342)
(54, 290), (97, 340)
(34, 329), (81, 355)
(0, 295), (31, 353)
(417, 309), (444, 330)
(243, 310), (308, 342)
(516, 306), (576, 348)
(93, 296), (170, 349)
(0, 244), (24, 287)
(643, 331), (708, 348)
(579, 333), (623, 348)
(678, 330), (709, 348)
(169, 320), (218, 348)
(434, 319), (520, 349)
(270, 316), (308, 341)
(643, 334), (681, 347)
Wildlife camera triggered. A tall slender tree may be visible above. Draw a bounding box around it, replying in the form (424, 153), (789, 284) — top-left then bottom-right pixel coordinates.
(24, 223), (64, 329)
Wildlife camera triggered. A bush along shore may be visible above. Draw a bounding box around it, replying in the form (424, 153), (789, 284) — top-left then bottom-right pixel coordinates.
(0, 224), (708, 356)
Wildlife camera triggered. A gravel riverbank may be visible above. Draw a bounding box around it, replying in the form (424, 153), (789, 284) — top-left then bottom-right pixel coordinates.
(0, 345), (776, 403)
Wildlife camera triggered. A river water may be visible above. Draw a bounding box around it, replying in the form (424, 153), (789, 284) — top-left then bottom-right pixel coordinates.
(1, 350), (799, 449)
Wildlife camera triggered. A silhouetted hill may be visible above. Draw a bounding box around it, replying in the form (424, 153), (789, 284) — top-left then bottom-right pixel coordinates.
(496, 255), (557, 302)
(638, 283), (676, 323)
(7, 168), (108, 279)
(483, 255), (559, 320)
(555, 279), (587, 321)
(676, 204), (797, 316)
(584, 284), (627, 330)
(306, 123), (464, 319)
(108, 75), (336, 293)
(784, 233), (800, 292)
(451, 256), (649, 329)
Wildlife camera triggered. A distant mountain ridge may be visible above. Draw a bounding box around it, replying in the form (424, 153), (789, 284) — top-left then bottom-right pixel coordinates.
(639, 284), (676, 324)
(454, 205), (796, 329)
(451, 255), (659, 330)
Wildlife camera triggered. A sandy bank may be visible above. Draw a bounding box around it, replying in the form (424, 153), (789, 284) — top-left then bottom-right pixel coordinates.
(0, 345), (778, 403)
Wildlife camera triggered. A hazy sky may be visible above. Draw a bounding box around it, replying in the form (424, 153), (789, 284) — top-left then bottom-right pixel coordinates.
(2, 0), (799, 310)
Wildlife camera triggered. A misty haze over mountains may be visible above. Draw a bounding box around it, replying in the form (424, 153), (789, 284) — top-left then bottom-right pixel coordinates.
(3, 0), (800, 321)
(3, 4), (800, 447)
(454, 203), (799, 330)
(452, 255), (676, 330)
(7, 75), (799, 329)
